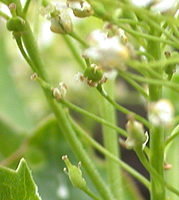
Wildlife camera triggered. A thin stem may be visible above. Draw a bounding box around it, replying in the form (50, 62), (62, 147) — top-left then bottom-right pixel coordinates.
(165, 125), (179, 147)
(23, 0), (32, 15)
(63, 35), (86, 69)
(0, 10), (10, 20)
(83, 188), (102, 200)
(61, 99), (127, 137)
(70, 117), (150, 189)
(69, 32), (88, 48)
(99, 80), (124, 199)
(11, 2), (115, 198)
(92, 7), (179, 48)
(123, 71), (179, 93)
(118, 72), (149, 99)
(97, 85), (150, 128)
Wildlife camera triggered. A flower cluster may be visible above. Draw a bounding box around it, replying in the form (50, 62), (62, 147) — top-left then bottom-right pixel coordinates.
(83, 28), (129, 68)
(42, 0), (93, 34)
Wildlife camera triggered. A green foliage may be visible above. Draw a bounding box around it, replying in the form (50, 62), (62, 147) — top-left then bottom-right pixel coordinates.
(0, 159), (41, 200)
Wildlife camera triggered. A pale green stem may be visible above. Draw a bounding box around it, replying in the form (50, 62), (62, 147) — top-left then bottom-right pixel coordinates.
(61, 99), (127, 137)
(97, 85), (150, 128)
(9, 1), (115, 198)
(100, 80), (124, 200)
(63, 35), (86, 69)
(0, 10), (10, 20)
(70, 117), (150, 189)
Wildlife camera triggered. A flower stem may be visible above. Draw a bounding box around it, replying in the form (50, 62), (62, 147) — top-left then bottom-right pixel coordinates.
(99, 80), (124, 200)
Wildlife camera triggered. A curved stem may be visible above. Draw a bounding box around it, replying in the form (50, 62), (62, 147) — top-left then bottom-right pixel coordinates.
(70, 117), (150, 189)
(97, 85), (150, 128)
(61, 99), (127, 137)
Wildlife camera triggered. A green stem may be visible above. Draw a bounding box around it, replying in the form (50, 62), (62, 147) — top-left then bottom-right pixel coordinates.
(97, 85), (150, 128)
(63, 35), (86, 69)
(69, 32), (88, 48)
(165, 125), (179, 148)
(150, 126), (165, 200)
(61, 100), (127, 137)
(10, 2), (115, 199)
(23, 0), (32, 15)
(100, 80), (123, 200)
(70, 117), (150, 189)
(83, 188), (102, 200)
(0, 10), (10, 20)
(118, 72), (149, 99)
(123, 71), (179, 93)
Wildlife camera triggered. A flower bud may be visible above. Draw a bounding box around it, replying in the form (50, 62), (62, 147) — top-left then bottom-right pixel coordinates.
(125, 119), (147, 149)
(50, 9), (73, 34)
(6, 16), (26, 32)
(62, 155), (86, 190)
(52, 82), (67, 100)
(67, 0), (93, 18)
(148, 99), (174, 127)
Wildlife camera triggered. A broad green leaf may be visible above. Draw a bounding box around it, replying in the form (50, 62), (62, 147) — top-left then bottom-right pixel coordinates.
(0, 158), (41, 200)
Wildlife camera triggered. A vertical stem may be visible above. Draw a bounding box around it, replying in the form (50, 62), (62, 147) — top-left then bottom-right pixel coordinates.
(147, 34), (165, 200)
(100, 80), (123, 200)
(150, 126), (165, 200)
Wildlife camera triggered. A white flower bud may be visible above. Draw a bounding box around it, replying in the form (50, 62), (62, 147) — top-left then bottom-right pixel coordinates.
(67, 0), (93, 18)
(52, 82), (67, 100)
(83, 34), (129, 68)
(50, 9), (73, 34)
(148, 99), (174, 127)
(125, 120), (147, 149)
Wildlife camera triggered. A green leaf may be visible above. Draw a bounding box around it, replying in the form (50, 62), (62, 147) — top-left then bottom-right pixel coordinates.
(0, 158), (41, 200)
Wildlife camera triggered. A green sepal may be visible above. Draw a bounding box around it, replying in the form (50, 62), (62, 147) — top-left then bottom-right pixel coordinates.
(84, 67), (103, 82)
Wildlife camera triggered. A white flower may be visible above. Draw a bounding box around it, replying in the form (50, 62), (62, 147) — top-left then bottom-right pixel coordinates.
(148, 99), (174, 127)
(84, 30), (129, 68)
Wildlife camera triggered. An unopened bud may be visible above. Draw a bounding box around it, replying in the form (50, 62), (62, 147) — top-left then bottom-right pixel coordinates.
(67, 0), (93, 18)
(62, 155), (86, 190)
(6, 16), (26, 32)
(52, 82), (67, 100)
(50, 9), (73, 34)
(125, 119), (147, 149)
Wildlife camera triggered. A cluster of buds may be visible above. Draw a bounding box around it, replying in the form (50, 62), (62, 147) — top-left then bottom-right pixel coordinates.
(52, 82), (67, 100)
(83, 28), (129, 69)
(62, 155), (87, 190)
(148, 99), (174, 127)
(125, 119), (148, 150)
(49, 7), (73, 34)
(67, 0), (93, 18)
(43, 0), (93, 34)
(75, 64), (107, 87)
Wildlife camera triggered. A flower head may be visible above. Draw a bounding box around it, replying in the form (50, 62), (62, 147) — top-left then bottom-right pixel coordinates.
(148, 99), (174, 127)
(83, 30), (129, 68)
